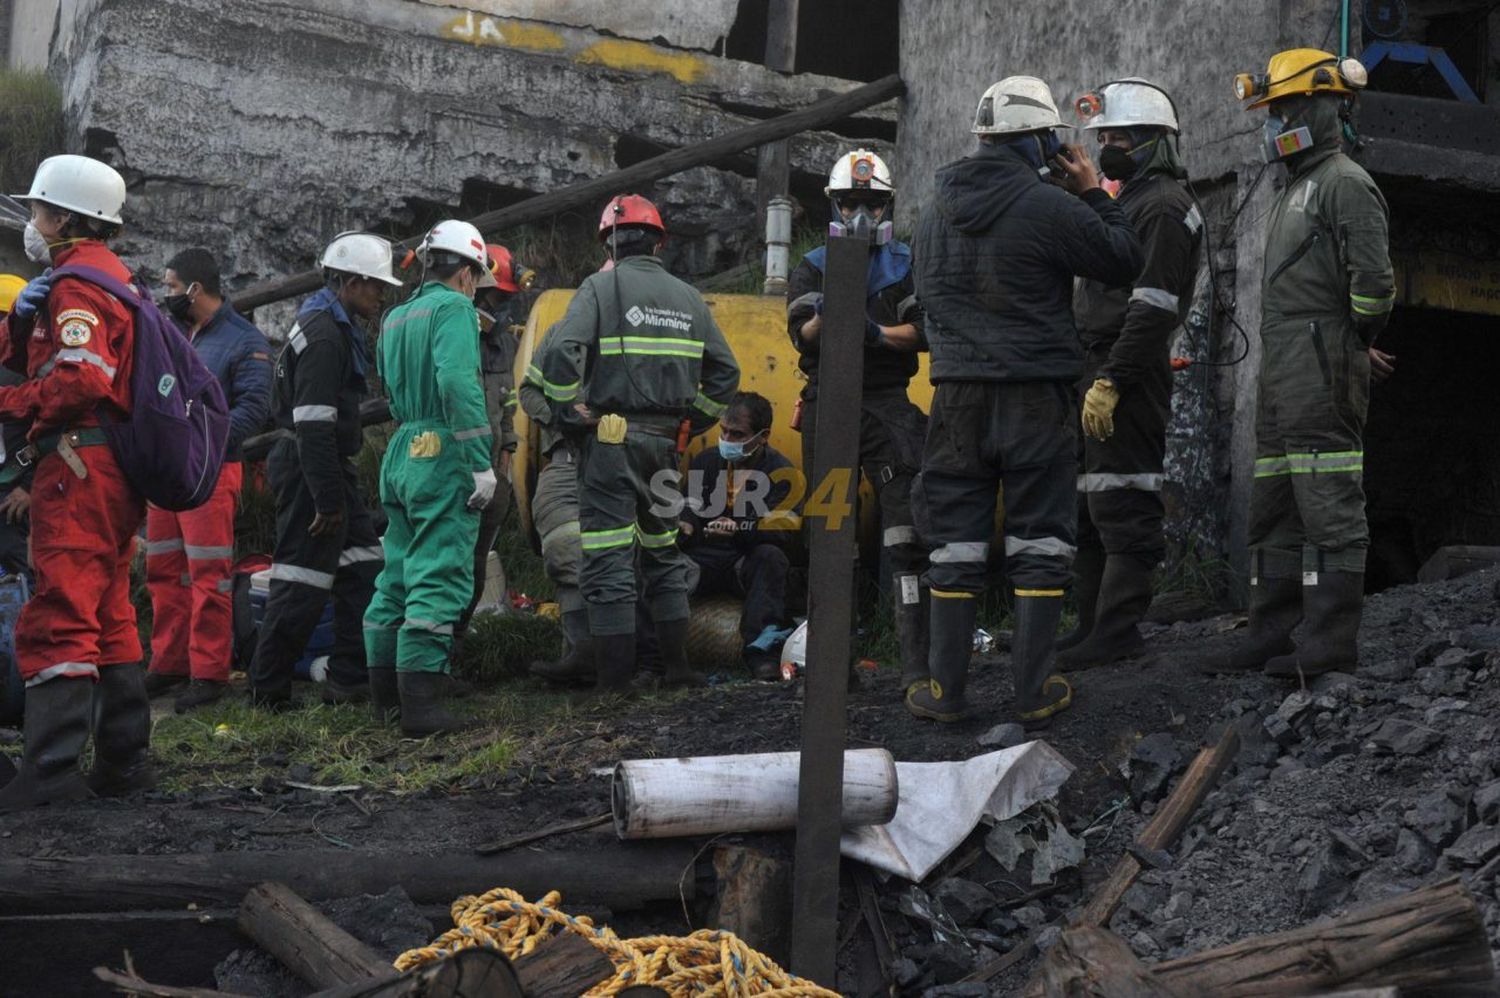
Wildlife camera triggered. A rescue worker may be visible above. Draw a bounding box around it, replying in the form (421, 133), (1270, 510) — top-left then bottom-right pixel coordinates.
(453, 243), (534, 648)
(248, 232), (397, 711)
(538, 194), (740, 693)
(522, 329), (592, 685)
(910, 77), (1143, 725)
(0, 155), (153, 808)
(1058, 79), (1204, 671)
(0, 275), (34, 576)
(1206, 50), (1393, 678)
(363, 221), (494, 734)
(787, 149), (931, 698)
(144, 247), (272, 711)
(679, 391), (798, 680)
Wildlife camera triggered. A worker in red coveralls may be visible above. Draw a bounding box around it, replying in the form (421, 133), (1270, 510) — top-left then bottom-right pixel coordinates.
(0, 155), (152, 810)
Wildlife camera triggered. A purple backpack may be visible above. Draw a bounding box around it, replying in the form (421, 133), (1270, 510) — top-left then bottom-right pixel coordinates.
(51, 264), (230, 511)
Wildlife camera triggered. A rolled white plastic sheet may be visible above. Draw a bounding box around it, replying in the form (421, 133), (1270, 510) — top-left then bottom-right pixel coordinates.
(612, 747), (899, 839)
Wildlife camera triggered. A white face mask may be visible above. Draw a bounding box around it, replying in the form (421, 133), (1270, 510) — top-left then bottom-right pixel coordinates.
(23, 222), (50, 264)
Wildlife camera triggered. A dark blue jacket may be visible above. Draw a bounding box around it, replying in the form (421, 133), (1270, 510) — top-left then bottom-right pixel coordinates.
(191, 300), (273, 460)
(915, 143), (1143, 383)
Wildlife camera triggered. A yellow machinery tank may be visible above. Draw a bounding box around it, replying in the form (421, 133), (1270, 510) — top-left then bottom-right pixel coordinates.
(511, 288), (936, 552)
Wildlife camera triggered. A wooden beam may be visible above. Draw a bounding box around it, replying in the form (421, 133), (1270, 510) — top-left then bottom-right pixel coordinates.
(231, 74), (903, 313)
(0, 842), (698, 915)
(308, 932), (611, 998)
(755, 0), (800, 227)
(789, 230), (868, 984)
(1078, 727), (1240, 928)
(238, 882), (390, 990)
(1151, 877), (1495, 996)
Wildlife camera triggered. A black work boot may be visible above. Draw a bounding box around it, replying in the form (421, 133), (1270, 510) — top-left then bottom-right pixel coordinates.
(656, 618), (707, 689)
(0, 676), (94, 811)
(583, 632), (637, 699)
(1055, 543), (1104, 654)
(174, 679), (228, 714)
(1265, 571), (1363, 679)
(1012, 594), (1073, 731)
(1199, 575), (1302, 675)
(396, 671), (472, 737)
(368, 667), (400, 725)
(1057, 555), (1152, 672)
(906, 593), (977, 722)
(530, 610), (595, 685)
(894, 575), (931, 698)
(89, 663), (157, 797)
(322, 676), (371, 705)
(143, 671), (188, 698)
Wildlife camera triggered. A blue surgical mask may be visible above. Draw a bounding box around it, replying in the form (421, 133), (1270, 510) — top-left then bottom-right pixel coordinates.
(718, 433), (763, 462)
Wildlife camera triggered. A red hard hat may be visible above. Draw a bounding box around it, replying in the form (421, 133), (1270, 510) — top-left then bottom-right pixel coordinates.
(597, 194), (664, 242)
(485, 243), (520, 292)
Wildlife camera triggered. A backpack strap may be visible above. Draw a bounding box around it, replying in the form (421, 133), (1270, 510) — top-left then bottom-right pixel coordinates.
(49, 264), (142, 309)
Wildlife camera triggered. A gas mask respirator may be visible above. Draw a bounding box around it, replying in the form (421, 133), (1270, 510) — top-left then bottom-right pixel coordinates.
(1262, 110), (1314, 163)
(829, 203), (893, 246)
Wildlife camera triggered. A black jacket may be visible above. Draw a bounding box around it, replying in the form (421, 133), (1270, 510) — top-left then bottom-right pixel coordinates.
(914, 143), (1144, 383)
(1074, 172), (1203, 389)
(681, 443), (796, 552)
(786, 242), (924, 397)
(273, 289), (369, 515)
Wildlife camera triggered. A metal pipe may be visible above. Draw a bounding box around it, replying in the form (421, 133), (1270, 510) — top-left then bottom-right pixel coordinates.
(1340, 0), (1350, 59)
(763, 196), (793, 296)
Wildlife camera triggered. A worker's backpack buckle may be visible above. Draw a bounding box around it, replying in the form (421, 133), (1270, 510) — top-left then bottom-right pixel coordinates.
(15, 446), (36, 468)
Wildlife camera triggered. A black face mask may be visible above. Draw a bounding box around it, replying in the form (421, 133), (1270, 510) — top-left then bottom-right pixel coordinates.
(163, 293), (193, 322)
(1098, 144), (1139, 182)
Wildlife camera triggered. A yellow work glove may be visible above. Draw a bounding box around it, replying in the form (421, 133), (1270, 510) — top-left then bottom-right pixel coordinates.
(1081, 378), (1120, 442)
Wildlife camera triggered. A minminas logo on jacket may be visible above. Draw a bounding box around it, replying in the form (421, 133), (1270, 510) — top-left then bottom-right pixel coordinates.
(625, 305), (693, 332)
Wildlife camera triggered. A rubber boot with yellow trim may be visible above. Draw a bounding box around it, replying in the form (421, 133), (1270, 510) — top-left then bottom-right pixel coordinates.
(894, 574), (931, 698)
(1011, 591), (1073, 731)
(905, 589), (975, 723)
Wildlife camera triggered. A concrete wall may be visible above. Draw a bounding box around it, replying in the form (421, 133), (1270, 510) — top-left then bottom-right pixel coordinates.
(40, 0), (894, 332)
(6, 0), (61, 69)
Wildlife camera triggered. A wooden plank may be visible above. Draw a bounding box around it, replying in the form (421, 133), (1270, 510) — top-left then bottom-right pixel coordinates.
(0, 842), (698, 915)
(232, 74), (904, 313)
(789, 230), (868, 984)
(91, 968), (245, 998)
(1023, 926), (1179, 998)
(307, 932), (612, 998)
(237, 882), (389, 989)
(1151, 877), (1495, 996)
(755, 0), (800, 227)
(708, 845), (793, 967)
(1078, 726), (1240, 928)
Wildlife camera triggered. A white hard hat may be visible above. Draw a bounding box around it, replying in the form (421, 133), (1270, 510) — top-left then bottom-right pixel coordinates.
(13, 154), (126, 225)
(971, 76), (1063, 136)
(319, 232), (402, 287)
(825, 149), (894, 198)
(422, 220), (489, 272)
(780, 619), (808, 678)
(1079, 78), (1179, 132)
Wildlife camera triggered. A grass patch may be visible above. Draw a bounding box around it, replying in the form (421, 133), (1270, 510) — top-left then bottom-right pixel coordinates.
(150, 687), (576, 795)
(454, 611), (561, 683)
(0, 70), (63, 194)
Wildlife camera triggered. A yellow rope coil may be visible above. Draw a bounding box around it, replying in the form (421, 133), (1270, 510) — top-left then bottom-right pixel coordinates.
(394, 886), (839, 997)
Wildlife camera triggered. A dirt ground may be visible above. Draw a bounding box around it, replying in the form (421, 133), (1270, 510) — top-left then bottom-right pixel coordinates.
(3, 567), (1498, 995)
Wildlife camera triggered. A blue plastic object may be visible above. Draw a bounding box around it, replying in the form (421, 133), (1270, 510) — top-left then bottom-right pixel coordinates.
(249, 581), (334, 681)
(0, 574), (31, 723)
(1360, 41), (1481, 103)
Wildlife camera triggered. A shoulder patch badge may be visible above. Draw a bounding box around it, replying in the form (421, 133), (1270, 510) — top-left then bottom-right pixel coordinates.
(55, 309), (100, 328)
(59, 320), (93, 347)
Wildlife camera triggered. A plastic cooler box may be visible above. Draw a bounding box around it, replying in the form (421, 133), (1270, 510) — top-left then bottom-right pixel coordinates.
(248, 569), (334, 681)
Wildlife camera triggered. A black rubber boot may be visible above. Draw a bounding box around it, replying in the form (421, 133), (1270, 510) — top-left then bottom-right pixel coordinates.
(656, 618), (707, 689)
(0, 676), (94, 811)
(1012, 594), (1073, 731)
(143, 672), (188, 698)
(369, 667), (400, 725)
(906, 594), (976, 722)
(1199, 575), (1302, 675)
(1265, 571), (1363, 679)
(530, 610), (595, 685)
(174, 679), (228, 714)
(397, 671), (473, 737)
(894, 574), (931, 698)
(1055, 543), (1104, 654)
(321, 676), (370, 705)
(586, 632), (637, 699)
(88, 664), (157, 797)
(1056, 555), (1152, 672)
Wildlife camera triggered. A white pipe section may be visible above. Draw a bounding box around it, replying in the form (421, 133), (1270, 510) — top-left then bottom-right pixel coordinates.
(763, 195), (794, 296)
(612, 747), (899, 839)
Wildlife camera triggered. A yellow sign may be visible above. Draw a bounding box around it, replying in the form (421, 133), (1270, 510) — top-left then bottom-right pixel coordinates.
(1394, 251), (1500, 316)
